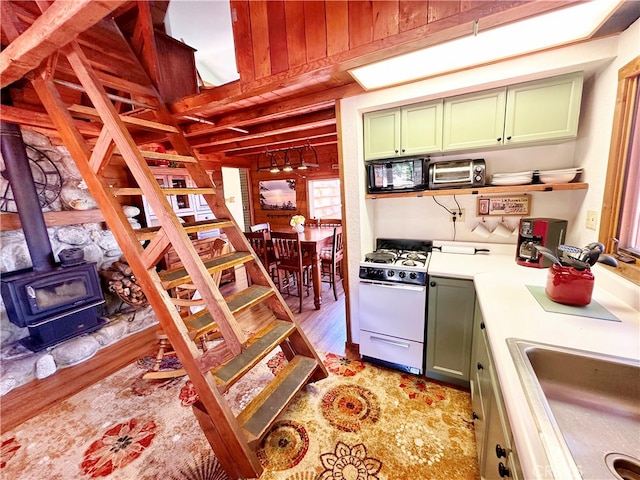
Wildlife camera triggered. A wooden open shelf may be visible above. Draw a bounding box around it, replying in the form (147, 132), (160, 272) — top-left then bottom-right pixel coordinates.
(365, 182), (589, 199)
(0, 209), (105, 231)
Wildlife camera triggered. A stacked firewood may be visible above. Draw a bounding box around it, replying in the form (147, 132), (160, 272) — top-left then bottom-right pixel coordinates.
(100, 257), (148, 307)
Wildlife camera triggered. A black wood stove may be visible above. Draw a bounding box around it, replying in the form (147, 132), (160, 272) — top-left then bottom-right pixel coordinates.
(1, 119), (106, 351)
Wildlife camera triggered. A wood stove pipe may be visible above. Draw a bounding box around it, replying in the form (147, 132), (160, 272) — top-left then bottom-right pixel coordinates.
(0, 119), (56, 272)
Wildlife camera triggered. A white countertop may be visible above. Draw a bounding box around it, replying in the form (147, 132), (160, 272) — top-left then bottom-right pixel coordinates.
(428, 243), (640, 479)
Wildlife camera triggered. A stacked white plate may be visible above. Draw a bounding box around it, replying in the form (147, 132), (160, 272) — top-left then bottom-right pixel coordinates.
(490, 170), (534, 186)
(538, 167), (582, 184)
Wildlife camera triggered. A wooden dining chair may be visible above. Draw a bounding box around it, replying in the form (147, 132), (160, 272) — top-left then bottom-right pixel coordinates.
(249, 222), (271, 233)
(245, 230), (278, 283)
(270, 231), (313, 313)
(319, 218), (342, 227)
(321, 226), (344, 301)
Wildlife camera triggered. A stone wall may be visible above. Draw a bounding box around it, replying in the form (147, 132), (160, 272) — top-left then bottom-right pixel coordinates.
(0, 129), (158, 395)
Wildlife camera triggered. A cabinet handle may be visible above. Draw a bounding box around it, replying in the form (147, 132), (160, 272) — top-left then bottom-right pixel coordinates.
(498, 462), (511, 478)
(395, 149), (399, 154)
(506, 136), (512, 140)
(477, 362), (484, 370)
(496, 137), (502, 142)
(480, 322), (485, 330)
(496, 444), (507, 458)
(401, 148), (405, 153)
(430, 281), (436, 287)
(472, 412), (479, 420)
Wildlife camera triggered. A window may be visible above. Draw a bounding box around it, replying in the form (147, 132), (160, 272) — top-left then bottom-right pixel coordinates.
(308, 179), (342, 220)
(601, 56), (640, 285)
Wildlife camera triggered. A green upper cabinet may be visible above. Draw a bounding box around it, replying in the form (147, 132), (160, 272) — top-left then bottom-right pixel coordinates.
(365, 72), (584, 157)
(443, 72), (584, 152)
(442, 88), (507, 152)
(364, 100), (443, 160)
(504, 71), (583, 145)
(363, 108), (400, 160)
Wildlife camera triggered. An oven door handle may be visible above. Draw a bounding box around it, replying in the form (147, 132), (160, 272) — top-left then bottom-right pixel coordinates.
(359, 280), (425, 292)
(369, 336), (410, 349)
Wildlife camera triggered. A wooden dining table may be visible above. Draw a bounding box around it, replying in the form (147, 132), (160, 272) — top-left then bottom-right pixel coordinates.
(269, 226), (335, 310)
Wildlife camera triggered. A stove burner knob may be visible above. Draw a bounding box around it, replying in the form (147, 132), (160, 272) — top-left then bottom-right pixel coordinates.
(398, 271), (406, 279)
(387, 270), (395, 277)
(409, 272), (417, 280)
(376, 269), (384, 276)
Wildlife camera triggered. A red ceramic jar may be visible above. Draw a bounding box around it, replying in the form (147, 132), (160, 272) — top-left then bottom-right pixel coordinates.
(545, 264), (595, 306)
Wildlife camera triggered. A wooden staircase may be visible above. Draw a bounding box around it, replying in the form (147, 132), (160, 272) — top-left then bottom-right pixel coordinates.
(20, 17), (328, 480)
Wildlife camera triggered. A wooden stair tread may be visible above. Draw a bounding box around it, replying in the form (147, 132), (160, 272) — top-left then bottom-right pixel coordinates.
(136, 219), (234, 241)
(238, 356), (318, 444)
(183, 309), (218, 337)
(211, 320), (295, 389)
(113, 187), (216, 196)
(137, 150), (197, 164)
(159, 251), (252, 289)
(225, 285), (274, 315)
(68, 104), (179, 133)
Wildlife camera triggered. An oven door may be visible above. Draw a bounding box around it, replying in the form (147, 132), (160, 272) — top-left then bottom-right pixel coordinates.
(358, 279), (426, 372)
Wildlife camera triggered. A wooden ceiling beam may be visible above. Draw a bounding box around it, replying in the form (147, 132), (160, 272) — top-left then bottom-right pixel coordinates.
(180, 82), (361, 138)
(200, 125), (338, 155)
(190, 108), (336, 149)
(0, 0), (129, 88)
(0, 104), (102, 136)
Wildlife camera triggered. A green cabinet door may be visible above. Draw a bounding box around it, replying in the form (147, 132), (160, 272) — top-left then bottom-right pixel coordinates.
(504, 71), (583, 145)
(401, 99), (443, 155)
(443, 87), (507, 151)
(363, 108), (401, 160)
(426, 276), (476, 386)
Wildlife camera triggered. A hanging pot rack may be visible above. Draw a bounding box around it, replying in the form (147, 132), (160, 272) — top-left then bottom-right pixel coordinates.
(256, 141), (319, 173)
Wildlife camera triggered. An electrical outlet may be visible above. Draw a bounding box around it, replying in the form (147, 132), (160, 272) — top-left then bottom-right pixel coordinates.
(586, 210), (598, 230)
(450, 209), (465, 223)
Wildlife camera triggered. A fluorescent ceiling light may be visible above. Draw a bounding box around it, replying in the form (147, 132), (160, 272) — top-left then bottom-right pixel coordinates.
(349, 0), (622, 90)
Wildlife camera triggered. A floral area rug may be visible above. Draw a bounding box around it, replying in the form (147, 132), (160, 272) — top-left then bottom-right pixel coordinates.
(1, 350), (479, 480)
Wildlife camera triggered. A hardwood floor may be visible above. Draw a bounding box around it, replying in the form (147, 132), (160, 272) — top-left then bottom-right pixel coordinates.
(223, 266), (348, 356)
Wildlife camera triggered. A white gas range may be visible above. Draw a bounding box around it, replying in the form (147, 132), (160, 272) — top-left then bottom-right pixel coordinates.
(358, 239), (432, 374)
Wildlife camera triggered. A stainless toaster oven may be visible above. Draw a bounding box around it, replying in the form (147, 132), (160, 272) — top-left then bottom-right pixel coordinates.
(428, 159), (486, 189)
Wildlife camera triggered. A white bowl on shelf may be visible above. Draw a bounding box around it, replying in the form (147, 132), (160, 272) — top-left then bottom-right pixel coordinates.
(538, 168), (582, 184)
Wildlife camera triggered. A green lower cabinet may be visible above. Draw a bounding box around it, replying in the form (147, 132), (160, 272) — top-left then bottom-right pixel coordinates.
(426, 277), (476, 387)
(470, 300), (522, 480)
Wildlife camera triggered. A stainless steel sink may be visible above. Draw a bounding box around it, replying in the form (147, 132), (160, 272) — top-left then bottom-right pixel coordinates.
(507, 338), (640, 480)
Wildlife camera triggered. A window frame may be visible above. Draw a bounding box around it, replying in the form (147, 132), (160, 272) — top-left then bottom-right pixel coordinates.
(600, 55), (640, 286)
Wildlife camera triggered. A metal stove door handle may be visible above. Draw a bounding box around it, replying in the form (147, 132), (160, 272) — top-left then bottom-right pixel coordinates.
(369, 336), (410, 348)
(359, 280), (424, 292)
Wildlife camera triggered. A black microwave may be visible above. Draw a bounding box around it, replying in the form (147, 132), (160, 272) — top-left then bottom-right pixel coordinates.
(366, 157), (428, 194)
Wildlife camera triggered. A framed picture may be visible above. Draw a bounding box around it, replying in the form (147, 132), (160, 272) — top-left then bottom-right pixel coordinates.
(477, 194), (531, 216)
(259, 179), (296, 211)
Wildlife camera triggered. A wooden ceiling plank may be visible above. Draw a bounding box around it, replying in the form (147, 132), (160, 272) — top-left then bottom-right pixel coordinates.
(0, 0), (129, 88)
(304, 1), (327, 63)
(348, 0), (373, 49)
(428, 1), (462, 23)
(326, 1), (349, 57)
(284, 1), (307, 68)
(399, 0), (429, 32)
(266, 0), (289, 75)
(230, 1), (255, 83)
(249, 0), (271, 80)
(373, 1), (400, 40)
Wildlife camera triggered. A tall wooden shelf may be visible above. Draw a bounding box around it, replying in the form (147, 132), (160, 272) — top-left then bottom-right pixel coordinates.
(365, 182), (588, 199)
